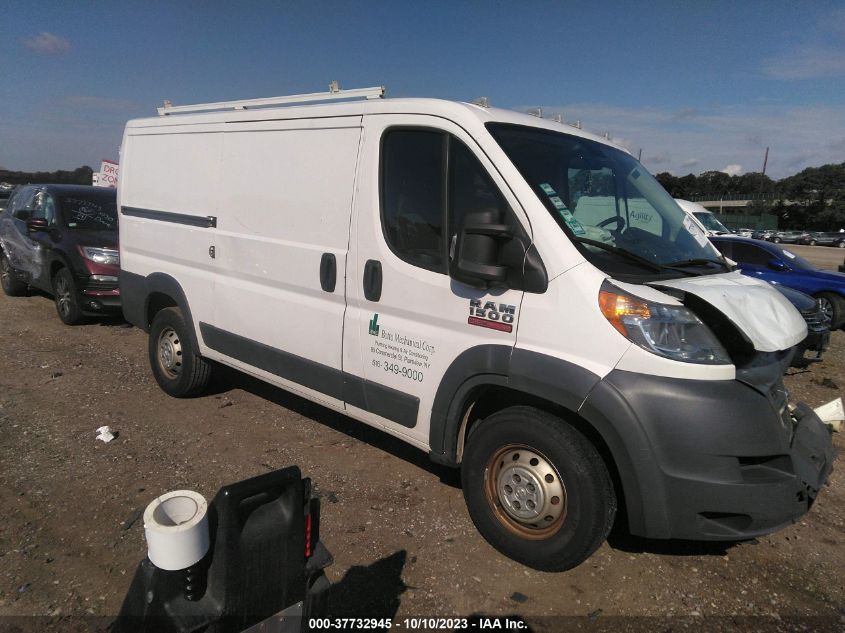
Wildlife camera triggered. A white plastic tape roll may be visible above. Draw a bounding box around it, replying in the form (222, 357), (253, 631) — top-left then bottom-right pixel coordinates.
(143, 490), (210, 571)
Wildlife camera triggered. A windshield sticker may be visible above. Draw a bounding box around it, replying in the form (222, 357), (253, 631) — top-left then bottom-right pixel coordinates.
(783, 250), (796, 259)
(682, 215), (709, 248)
(549, 196), (568, 210)
(539, 183), (556, 196)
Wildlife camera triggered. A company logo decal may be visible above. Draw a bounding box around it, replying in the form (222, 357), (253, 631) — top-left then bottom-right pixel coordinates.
(468, 299), (516, 333)
(368, 313), (380, 336)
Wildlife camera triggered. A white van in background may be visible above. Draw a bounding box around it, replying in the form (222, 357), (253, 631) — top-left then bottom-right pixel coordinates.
(117, 85), (833, 571)
(675, 198), (732, 236)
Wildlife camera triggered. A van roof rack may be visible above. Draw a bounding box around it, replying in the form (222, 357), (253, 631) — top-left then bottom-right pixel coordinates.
(157, 81), (385, 116)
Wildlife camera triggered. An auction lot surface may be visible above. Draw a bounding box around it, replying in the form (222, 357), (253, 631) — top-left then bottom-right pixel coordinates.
(1, 247), (844, 631)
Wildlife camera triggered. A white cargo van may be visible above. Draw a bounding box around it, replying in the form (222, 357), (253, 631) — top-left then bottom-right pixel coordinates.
(675, 199), (732, 236)
(118, 86), (833, 571)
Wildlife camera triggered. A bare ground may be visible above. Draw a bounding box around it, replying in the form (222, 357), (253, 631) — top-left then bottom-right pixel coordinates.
(0, 289), (843, 631)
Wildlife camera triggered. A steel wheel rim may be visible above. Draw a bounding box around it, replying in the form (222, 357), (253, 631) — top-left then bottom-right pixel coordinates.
(483, 444), (567, 540)
(157, 327), (183, 379)
(819, 297), (834, 323)
(55, 276), (72, 318)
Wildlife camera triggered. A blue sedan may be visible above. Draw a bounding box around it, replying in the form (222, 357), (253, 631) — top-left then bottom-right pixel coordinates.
(710, 236), (845, 329)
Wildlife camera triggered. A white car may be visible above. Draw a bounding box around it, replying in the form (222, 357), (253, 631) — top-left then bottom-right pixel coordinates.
(116, 85), (833, 571)
(674, 199), (731, 236)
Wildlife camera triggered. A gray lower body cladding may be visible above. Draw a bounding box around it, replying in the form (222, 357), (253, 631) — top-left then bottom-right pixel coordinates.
(581, 368), (835, 541)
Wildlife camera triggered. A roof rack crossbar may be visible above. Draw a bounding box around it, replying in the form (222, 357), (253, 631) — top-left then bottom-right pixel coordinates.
(157, 84), (385, 116)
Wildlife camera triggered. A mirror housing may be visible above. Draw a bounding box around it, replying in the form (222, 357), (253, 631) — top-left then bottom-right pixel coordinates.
(451, 209), (548, 293)
(767, 258), (789, 272)
(26, 218), (48, 232)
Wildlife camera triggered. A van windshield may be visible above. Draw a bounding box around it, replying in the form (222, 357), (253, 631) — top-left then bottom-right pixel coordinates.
(693, 211), (730, 234)
(487, 123), (726, 277)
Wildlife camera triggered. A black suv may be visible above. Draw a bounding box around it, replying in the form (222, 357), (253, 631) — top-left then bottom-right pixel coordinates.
(0, 184), (120, 324)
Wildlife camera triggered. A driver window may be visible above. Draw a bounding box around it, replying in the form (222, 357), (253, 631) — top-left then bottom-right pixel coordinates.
(32, 192), (48, 220)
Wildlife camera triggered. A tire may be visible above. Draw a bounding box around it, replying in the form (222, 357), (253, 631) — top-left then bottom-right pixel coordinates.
(816, 292), (845, 330)
(837, 241), (845, 249)
(773, 237), (782, 243)
(809, 240), (816, 246)
(0, 250), (26, 296)
(461, 406), (616, 571)
(53, 267), (85, 325)
(149, 307), (211, 397)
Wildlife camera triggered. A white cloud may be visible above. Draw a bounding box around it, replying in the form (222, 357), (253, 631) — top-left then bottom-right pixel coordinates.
(528, 101), (845, 179)
(23, 32), (70, 55)
(721, 164), (743, 177)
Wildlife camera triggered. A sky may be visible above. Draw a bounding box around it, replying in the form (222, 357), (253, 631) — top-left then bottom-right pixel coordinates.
(1, 1), (844, 179)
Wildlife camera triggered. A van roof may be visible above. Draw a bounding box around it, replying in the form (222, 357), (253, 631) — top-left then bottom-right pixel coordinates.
(125, 97), (628, 153)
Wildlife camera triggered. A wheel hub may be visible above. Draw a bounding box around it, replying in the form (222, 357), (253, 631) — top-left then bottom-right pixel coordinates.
(157, 328), (183, 378)
(485, 445), (567, 538)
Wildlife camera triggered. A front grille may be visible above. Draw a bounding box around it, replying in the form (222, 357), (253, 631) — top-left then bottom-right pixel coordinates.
(84, 279), (118, 291)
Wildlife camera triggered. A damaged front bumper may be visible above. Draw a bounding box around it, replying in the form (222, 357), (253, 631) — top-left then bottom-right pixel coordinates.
(579, 358), (835, 541)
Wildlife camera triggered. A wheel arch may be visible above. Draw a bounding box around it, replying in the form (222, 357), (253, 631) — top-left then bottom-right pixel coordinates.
(428, 345), (661, 537)
(120, 270), (199, 349)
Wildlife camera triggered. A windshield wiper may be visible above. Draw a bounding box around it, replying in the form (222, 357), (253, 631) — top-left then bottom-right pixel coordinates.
(572, 237), (699, 276)
(665, 258), (731, 271)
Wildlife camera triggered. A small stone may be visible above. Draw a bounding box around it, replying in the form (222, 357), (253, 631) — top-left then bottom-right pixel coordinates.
(18, 583), (31, 593)
(510, 592), (528, 603)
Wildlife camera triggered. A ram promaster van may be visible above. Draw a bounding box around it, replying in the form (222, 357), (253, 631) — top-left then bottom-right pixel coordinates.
(118, 85), (834, 571)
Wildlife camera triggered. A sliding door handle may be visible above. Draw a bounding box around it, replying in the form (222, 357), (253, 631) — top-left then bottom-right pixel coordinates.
(363, 259), (382, 302)
(319, 253), (336, 292)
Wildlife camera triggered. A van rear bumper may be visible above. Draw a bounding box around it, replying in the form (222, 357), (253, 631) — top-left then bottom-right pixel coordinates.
(580, 369), (835, 541)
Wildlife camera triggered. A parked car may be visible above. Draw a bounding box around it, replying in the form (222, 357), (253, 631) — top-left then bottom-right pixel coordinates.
(771, 284), (830, 367)
(733, 227), (754, 238)
(674, 199), (731, 235)
(115, 86), (833, 571)
(710, 236), (845, 328)
(771, 229), (807, 244)
(751, 228), (773, 240)
(0, 184), (120, 324)
(804, 231), (845, 248)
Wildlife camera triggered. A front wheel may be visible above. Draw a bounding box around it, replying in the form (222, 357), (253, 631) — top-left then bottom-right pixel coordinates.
(461, 406), (616, 571)
(53, 268), (85, 325)
(816, 293), (845, 330)
(837, 241), (845, 249)
(773, 237), (782, 243)
(149, 307), (212, 397)
(809, 240), (817, 246)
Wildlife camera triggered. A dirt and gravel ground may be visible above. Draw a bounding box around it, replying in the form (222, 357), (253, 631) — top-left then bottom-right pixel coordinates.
(1, 249), (844, 632)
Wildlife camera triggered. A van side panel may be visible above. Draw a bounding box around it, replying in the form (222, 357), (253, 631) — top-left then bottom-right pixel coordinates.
(210, 121), (363, 407)
(119, 130), (222, 337)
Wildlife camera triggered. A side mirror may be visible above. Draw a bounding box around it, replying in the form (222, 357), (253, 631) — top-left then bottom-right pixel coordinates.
(26, 218), (49, 232)
(767, 258), (789, 271)
(451, 209), (548, 293)
(452, 209), (512, 288)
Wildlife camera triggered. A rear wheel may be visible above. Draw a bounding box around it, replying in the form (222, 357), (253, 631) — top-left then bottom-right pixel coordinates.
(816, 293), (845, 330)
(809, 239), (817, 246)
(838, 241), (845, 248)
(53, 268), (85, 325)
(0, 251), (26, 296)
(461, 406), (616, 571)
(149, 307), (211, 397)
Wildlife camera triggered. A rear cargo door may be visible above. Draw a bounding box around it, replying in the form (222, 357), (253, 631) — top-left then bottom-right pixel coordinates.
(210, 117), (363, 409)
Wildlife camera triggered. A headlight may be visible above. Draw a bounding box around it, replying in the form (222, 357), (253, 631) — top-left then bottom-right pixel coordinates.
(599, 281), (730, 365)
(79, 246), (120, 266)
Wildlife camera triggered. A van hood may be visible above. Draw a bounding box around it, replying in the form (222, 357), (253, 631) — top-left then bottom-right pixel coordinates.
(649, 271), (807, 353)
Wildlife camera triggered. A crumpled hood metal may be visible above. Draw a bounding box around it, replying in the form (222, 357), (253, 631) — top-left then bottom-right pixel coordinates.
(649, 271), (807, 353)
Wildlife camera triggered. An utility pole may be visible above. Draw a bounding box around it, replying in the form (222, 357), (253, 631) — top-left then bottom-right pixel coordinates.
(762, 147), (769, 176)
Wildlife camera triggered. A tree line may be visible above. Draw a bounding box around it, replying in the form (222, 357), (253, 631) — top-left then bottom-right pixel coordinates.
(0, 166), (94, 186)
(657, 162), (845, 230)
